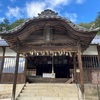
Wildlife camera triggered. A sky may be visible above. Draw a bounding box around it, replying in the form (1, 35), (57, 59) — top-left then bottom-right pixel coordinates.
(0, 0), (100, 24)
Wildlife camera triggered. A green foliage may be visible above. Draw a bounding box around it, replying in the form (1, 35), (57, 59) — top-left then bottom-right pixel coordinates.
(78, 22), (93, 29)
(0, 12), (100, 34)
(95, 12), (100, 34)
(10, 18), (25, 29)
(0, 18), (10, 31)
(0, 18), (25, 31)
(78, 12), (100, 34)
(95, 12), (100, 27)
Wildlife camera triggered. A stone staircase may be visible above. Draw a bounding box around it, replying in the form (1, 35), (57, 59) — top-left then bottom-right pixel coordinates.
(16, 83), (80, 100)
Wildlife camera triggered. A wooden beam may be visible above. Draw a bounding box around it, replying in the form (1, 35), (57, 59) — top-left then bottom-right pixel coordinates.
(77, 42), (84, 95)
(12, 52), (20, 100)
(73, 53), (77, 82)
(97, 46), (100, 67)
(0, 47), (6, 82)
(15, 46), (77, 53)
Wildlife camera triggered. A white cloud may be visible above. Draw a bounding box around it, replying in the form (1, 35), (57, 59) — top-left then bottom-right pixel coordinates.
(25, 0), (72, 18)
(4, 0), (83, 21)
(26, 1), (46, 18)
(6, 6), (22, 19)
(0, 17), (4, 22)
(76, 0), (85, 4)
(64, 12), (78, 23)
(45, 0), (71, 8)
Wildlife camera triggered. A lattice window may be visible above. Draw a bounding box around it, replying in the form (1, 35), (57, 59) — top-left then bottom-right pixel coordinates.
(3, 57), (25, 73)
(82, 55), (99, 68)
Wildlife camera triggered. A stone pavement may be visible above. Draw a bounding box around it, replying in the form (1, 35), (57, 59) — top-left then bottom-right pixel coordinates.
(0, 84), (24, 100)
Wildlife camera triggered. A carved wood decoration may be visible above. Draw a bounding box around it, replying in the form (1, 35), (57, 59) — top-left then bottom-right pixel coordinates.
(44, 25), (53, 43)
(0, 9), (98, 54)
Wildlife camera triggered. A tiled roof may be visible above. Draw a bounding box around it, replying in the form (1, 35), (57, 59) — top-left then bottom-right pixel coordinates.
(91, 35), (100, 45)
(0, 9), (100, 35)
(0, 39), (9, 46)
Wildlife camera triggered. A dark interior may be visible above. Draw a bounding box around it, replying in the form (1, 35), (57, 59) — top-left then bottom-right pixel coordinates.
(27, 56), (73, 78)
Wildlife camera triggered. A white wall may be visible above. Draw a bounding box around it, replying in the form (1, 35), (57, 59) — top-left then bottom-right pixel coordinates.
(5, 47), (16, 56)
(0, 47), (16, 56)
(83, 45), (98, 55)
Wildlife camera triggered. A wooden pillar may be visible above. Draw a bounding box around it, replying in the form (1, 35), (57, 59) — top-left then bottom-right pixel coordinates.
(12, 52), (20, 100)
(23, 57), (27, 83)
(52, 56), (54, 74)
(0, 47), (6, 82)
(77, 43), (84, 94)
(97, 46), (100, 67)
(73, 53), (77, 82)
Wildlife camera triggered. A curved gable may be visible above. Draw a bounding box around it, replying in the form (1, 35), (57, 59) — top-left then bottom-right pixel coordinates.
(0, 9), (99, 53)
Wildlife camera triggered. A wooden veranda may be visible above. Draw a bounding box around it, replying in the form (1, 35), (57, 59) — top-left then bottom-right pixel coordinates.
(0, 9), (100, 100)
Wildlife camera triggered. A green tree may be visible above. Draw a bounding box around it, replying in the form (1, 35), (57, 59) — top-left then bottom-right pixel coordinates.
(94, 12), (100, 34)
(10, 18), (25, 29)
(95, 12), (100, 27)
(78, 22), (92, 29)
(0, 18), (10, 31)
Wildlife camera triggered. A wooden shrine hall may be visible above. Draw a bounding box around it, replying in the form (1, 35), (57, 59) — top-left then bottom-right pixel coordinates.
(0, 9), (100, 100)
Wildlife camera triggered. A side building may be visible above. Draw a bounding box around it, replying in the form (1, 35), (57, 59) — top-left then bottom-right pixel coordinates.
(0, 37), (25, 83)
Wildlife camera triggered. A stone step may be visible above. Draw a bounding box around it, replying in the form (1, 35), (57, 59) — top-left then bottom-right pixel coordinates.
(24, 86), (77, 90)
(24, 84), (77, 89)
(16, 84), (79, 100)
(23, 87), (77, 91)
(22, 89), (78, 94)
(20, 92), (78, 97)
(24, 85), (76, 87)
(17, 97), (79, 100)
(25, 83), (77, 87)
